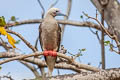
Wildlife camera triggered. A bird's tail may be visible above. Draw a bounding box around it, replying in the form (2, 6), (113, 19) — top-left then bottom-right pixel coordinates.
(45, 56), (56, 77)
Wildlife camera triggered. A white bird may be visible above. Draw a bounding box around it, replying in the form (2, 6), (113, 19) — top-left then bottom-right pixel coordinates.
(39, 8), (66, 77)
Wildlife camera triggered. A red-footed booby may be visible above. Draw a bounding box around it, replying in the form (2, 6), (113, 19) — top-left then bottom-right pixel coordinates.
(39, 8), (66, 77)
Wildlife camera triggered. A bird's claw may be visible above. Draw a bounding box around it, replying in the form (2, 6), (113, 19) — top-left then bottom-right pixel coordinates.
(43, 51), (49, 56)
(43, 51), (57, 57)
(49, 51), (57, 57)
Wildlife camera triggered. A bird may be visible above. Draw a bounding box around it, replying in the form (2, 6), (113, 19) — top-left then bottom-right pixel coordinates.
(39, 8), (66, 77)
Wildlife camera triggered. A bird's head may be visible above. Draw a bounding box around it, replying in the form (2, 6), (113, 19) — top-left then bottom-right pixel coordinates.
(46, 8), (67, 17)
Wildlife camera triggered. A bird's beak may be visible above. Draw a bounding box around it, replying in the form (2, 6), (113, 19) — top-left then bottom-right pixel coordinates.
(56, 12), (67, 17)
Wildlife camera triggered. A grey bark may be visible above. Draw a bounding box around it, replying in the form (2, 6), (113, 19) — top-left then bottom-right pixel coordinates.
(48, 68), (120, 80)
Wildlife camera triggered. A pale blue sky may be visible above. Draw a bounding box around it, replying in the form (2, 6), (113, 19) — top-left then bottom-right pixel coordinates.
(0, 0), (120, 80)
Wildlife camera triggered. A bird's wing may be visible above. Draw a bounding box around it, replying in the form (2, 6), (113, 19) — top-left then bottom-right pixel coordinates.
(39, 23), (43, 51)
(57, 24), (61, 52)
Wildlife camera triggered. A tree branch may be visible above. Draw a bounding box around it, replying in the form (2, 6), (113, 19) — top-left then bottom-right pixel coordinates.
(49, 0), (59, 9)
(61, 0), (72, 41)
(91, 0), (120, 53)
(83, 12), (120, 54)
(0, 52), (82, 73)
(0, 51), (100, 72)
(37, 0), (45, 18)
(49, 68), (120, 80)
(6, 30), (37, 52)
(0, 38), (12, 51)
(6, 19), (101, 31)
(101, 8), (106, 69)
(20, 61), (40, 78)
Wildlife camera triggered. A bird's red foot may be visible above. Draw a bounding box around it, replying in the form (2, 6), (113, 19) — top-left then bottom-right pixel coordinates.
(43, 51), (57, 57)
(43, 51), (49, 56)
(49, 51), (57, 57)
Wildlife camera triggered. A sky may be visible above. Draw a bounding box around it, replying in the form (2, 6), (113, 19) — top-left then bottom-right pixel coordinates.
(0, 0), (120, 80)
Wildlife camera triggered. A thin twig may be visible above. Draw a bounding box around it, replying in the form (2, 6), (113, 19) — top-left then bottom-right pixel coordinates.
(83, 12), (120, 54)
(109, 44), (119, 54)
(0, 38), (12, 51)
(96, 10), (98, 19)
(89, 10), (101, 43)
(49, 0), (59, 9)
(6, 30), (37, 52)
(1, 75), (14, 80)
(89, 27), (96, 34)
(20, 61), (40, 78)
(35, 0), (45, 51)
(37, 0), (45, 18)
(6, 30), (40, 78)
(61, 0), (72, 42)
(96, 31), (101, 44)
(89, 24), (101, 43)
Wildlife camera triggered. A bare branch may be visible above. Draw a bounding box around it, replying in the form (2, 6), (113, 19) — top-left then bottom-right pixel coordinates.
(37, 0), (45, 18)
(20, 61), (40, 78)
(0, 51), (100, 72)
(83, 12), (120, 54)
(0, 75), (14, 80)
(61, 0), (72, 41)
(6, 30), (37, 52)
(0, 51), (42, 64)
(38, 66), (46, 79)
(0, 52), (81, 73)
(0, 38), (12, 51)
(6, 19), (101, 31)
(49, 0), (59, 9)
(49, 68), (120, 80)
(89, 28), (101, 44)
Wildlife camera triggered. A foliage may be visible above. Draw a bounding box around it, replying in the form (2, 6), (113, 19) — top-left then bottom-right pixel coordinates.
(78, 48), (86, 56)
(104, 40), (110, 46)
(10, 16), (18, 22)
(11, 16), (16, 21)
(0, 16), (16, 48)
(0, 16), (6, 26)
(15, 40), (21, 44)
(80, 15), (83, 19)
(0, 66), (1, 70)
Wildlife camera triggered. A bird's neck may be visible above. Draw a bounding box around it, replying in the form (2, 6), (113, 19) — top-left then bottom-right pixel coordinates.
(45, 14), (55, 19)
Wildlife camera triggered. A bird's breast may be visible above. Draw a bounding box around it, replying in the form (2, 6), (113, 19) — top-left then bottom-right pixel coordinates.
(41, 22), (59, 51)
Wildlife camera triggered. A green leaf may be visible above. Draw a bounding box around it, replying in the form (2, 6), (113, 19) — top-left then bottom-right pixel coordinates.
(15, 21), (19, 24)
(11, 16), (16, 21)
(15, 40), (21, 44)
(81, 48), (86, 51)
(104, 41), (110, 46)
(0, 66), (2, 70)
(110, 44), (113, 49)
(104, 41), (110, 44)
(80, 15), (83, 19)
(0, 16), (6, 26)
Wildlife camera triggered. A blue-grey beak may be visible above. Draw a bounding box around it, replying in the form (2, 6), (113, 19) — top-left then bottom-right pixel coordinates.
(56, 12), (67, 17)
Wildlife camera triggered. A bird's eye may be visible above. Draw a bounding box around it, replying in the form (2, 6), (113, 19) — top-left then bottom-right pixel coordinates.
(56, 11), (59, 12)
